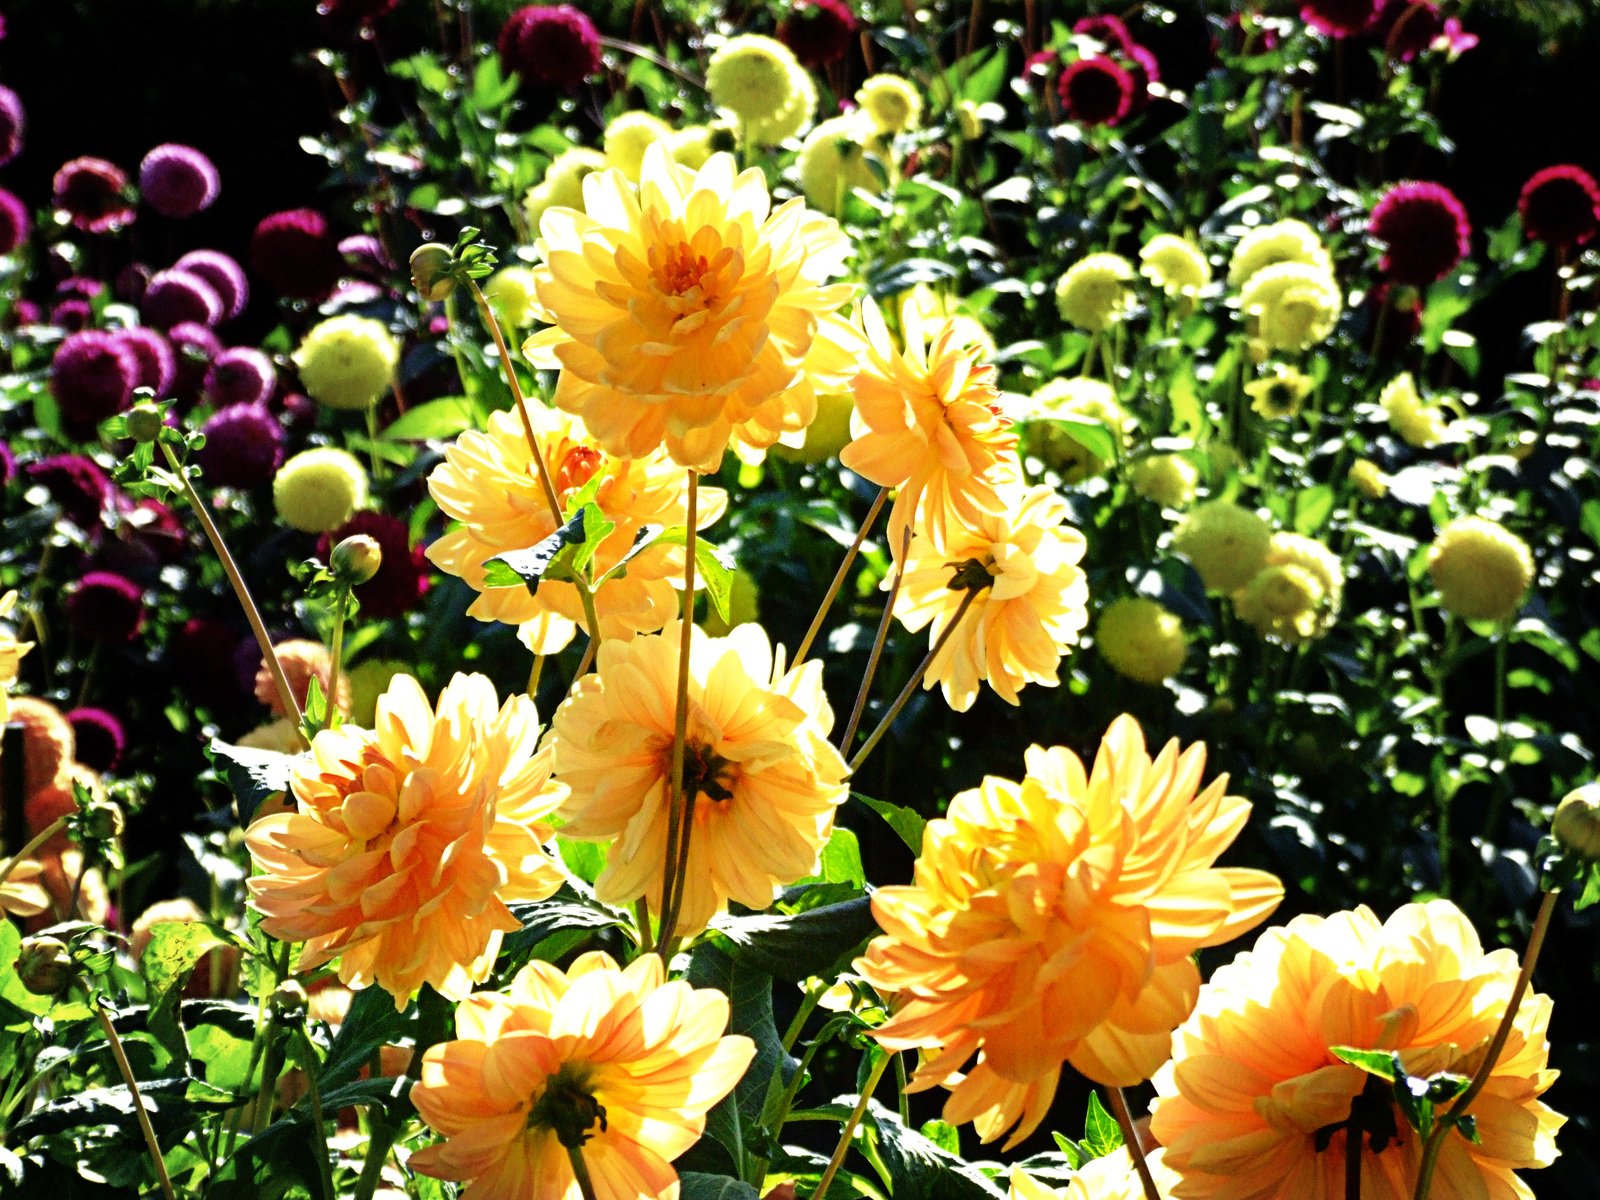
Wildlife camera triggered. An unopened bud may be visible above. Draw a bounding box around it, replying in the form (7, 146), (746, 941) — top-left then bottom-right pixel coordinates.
(126, 403), (165, 445)
(410, 243), (457, 301)
(17, 936), (75, 996)
(82, 801), (124, 841)
(1553, 786), (1600, 860)
(271, 979), (309, 1021)
(330, 534), (383, 586)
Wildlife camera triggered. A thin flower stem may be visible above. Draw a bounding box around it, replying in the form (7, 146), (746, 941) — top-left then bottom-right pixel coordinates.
(161, 441), (302, 729)
(656, 472), (700, 957)
(571, 638), (598, 689)
(661, 791), (699, 959)
(576, 577), (604, 661)
(568, 1144), (602, 1200)
(296, 1031), (336, 1200)
(89, 995), (177, 1200)
(1411, 887), (1558, 1200)
(1108, 1087), (1161, 1200)
(1346, 1121), (1362, 1200)
(839, 526), (913, 753)
(599, 35), (705, 89)
(794, 487), (889, 669)
(441, 289), (477, 402)
(0, 814), (69, 889)
(847, 589), (980, 775)
(813, 1051), (891, 1200)
(634, 897), (655, 954)
(465, 277), (563, 524)
(528, 653), (545, 699)
(324, 588), (351, 733)
(753, 1032), (835, 1190)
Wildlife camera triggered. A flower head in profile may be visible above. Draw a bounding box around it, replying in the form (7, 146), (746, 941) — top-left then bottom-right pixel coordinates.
(1055, 253), (1136, 332)
(1227, 218), (1333, 288)
(1427, 516), (1533, 623)
(427, 403), (725, 655)
(410, 952), (755, 1200)
(797, 114), (892, 216)
(1378, 371), (1451, 448)
(1140, 234), (1211, 299)
(246, 673), (568, 1007)
(856, 715), (1284, 1148)
(550, 622), (848, 937)
(1234, 532), (1343, 644)
(523, 145), (861, 472)
(891, 485), (1089, 712)
(1151, 900), (1564, 1200)
(839, 297), (1018, 552)
(1239, 262), (1341, 351)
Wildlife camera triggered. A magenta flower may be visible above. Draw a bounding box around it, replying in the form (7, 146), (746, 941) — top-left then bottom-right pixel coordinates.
(53, 157), (135, 234)
(139, 144), (221, 219)
(497, 5), (602, 91)
(1518, 165), (1600, 251)
(1369, 180), (1470, 286)
(1057, 55), (1136, 127)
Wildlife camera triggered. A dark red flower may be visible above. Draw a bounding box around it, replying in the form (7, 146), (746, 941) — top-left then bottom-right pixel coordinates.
(168, 322), (223, 406)
(497, 5), (602, 91)
(68, 571), (146, 644)
(249, 208), (344, 300)
(53, 157), (135, 234)
(1518, 165), (1600, 250)
(1374, 0), (1442, 62)
(175, 250), (249, 320)
(1073, 14), (1136, 55)
(23, 455), (113, 528)
(0, 84), (23, 167)
(141, 268), (223, 330)
(1369, 180), (1470, 286)
(50, 330), (140, 439)
(1057, 55), (1136, 127)
(111, 327), (176, 396)
(1301, 0), (1378, 37)
(317, 510), (430, 619)
(779, 0), (858, 69)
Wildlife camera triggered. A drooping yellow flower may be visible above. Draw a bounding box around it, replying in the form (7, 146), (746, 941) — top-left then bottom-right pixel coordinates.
(856, 715), (1284, 1148)
(549, 622), (848, 937)
(246, 673), (567, 1008)
(1172, 500), (1272, 593)
(855, 74), (924, 135)
(1239, 262), (1341, 351)
(1055, 253), (1136, 332)
(1428, 516), (1534, 623)
(1379, 372), (1451, 448)
(524, 145), (861, 472)
(1150, 901), (1564, 1200)
(1140, 234), (1211, 299)
(839, 297), (1019, 553)
(1227, 218), (1333, 288)
(797, 114), (891, 216)
(891, 485), (1089, 712)
(1010, 1148), (1181, 1200)
(1019, 377), (1129, 484)
(1234, 532), (1343, 644)
(485, 266), (542, 329)
(410, 952), (755, 1200)
(1097, 596), (1187, 685)
(426, 402), (726, 655)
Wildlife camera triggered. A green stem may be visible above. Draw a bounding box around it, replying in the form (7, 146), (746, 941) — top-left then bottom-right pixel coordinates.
(812, 1051), (891, 1200)
(0, 815), (69, 889)
(1107, 1086), (1160, 1200)
(442, 290), (477, 402)
(161, 440), (302, 729)
(90, 994), (177, 1200)
(633, 896), (655, 954)
(1411, 888), (1558, 1200)
(839, 525), (913, 754)
(568, 1144), (601, 1200)
(297, 1030), (336, 1200)
(325, 588), (351, 732)
(793, 486), (888, 669)
(656, 473), (699, 957)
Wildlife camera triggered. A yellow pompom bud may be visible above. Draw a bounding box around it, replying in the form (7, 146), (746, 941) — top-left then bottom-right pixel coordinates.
(1096, 597), (1187, 685)
(126, 402), (165, 445)
(602, 112), (673, 181)
(1139, 234), (1211, 298)
(1233, 532), (1343, 644)
(16, 935), (74, 996)
(1553, 786), (1600, 860)
(1054, 253), (1136, 332)
(292, 315), (399, 411)
(1173, 500), (1272, 593)
(273, 447), (369, 534)
(1239, 262), (1341, 351)
(855, 74), (923, 135)
(1227, 218), (1332, 287)
(1427, 516), (1533, 623)
(409, 243), (456, 301)
(1129, 453), (1199, 508)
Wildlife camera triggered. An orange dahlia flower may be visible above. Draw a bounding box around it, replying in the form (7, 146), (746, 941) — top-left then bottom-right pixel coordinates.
(855, 715), (1284, 1148)
(522, 144), (861, 472)
(246, 672), (567, 1007)
(839, 297), (1019, 553)
(549, 621), (848, 937)
(892, 484), (1090, 712)
(409, 951), (755, 1200)
(1150, 900), (1564, 1200)
(427, 403), (726, 654)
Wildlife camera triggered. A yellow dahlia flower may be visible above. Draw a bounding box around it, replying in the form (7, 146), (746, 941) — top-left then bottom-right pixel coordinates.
(1239, 262), (1341, 351)
(856, 73), (924, 135)
(667, 123), (733, 170)
(1379, 372), (1451, 448)
(1055, 253), (1136, 332)
(524, 148), (607, 228)
(1139, 234), (1211, 298)
(1172, 500), (1272, 593)
(0, 858), (49, 920)
(1019, 377), (1128, 483)
(523, 145), (861, 472)
(706, 35), (804, 128)
(1427, 516), (1534, 623)
(1349, 458), (1390, 499)
(839, 297), (1019, 553)
(1129, 453), (1199, 508)
(1227, 218), (1333, 287)
(485, 265), (541, 329)
(1151, 900), (1564, 1200)
(601, 112), (674, 181)
(293, 314), (399, 411)
(1010, 1149), (1180, 1200)
(797, 113), (891, 216)
(897, 284), (997, 360)
(749, 62), (817, 146)
(1234, 531), (1343, 644)
(410, 952), (755, 1200)
(1246, 364), (1314, 419)
(273, 447), (369, 534)
(426, 402), (725, 655)
(246, 672), (567, 1007)
(892, 485), (1089, 712)
(857, 715), (1284, 1148)
(550, 622), (848, 937)
(1097, 596), (1187, 685)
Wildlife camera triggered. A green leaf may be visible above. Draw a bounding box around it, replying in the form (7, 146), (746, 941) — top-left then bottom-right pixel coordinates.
(189, 1022), (256, 1093)
(867, 257), (960, 298)
(712, 897), (878, 982)
(868, 1103), (1006, 1200)
(678, 1174), (761, 1200)
(1032, 416), (1119, 466)
(11, 1077), (235, 1139)
(556, 837), (607, 885)
(0, 921), (50, 1016)
(207, 740), (299, 825)
(854, 793), (927, 852)
(1049, 1133), (1086, 1169)
(1330, 1046), (1400, 1082)
(482, 505), (613, 592)
(142, 922), (230, 1064)
(641, 527), (736, 623)
(816, 826), (866, 888)
(500, 894), (628, 962)
(380, 396), (479, 442)
(921, 1119), (960, 1154)
(1082, 1092), (1123, 1159)
(687, 944), (794, 1122)
(954, 48), (1009, 105)
(320, 986), (409, 1092)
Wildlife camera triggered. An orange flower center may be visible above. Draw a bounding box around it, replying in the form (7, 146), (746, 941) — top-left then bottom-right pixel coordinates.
(555, 444), (604, 499)
(657, 242), (713, 299)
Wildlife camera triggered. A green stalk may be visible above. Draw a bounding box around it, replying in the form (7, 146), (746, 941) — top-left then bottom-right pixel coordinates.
(1107, 1086), (1160, 1200)
(793, 486), (889, 669)
(89, 993), (177, 1200)
(0, 814), (69, 889)
(812, 1052), (891, 1200)
(656, 473), (699, 957)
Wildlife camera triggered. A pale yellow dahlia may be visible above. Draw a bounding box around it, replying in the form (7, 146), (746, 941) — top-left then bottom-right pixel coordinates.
(1151, 901), (1564, 1200)
(705, 36), (804, 129)
(523, 145), (861, 472)
(891, 485), (1089, 712)
(839, 297), (1018, 553)
(1349, 458), (1390, 499)
(797, 114), (890, 216)
(293, 315), (399, 411)
(856, 715), (1284, 1148)
(1172, 500), (1272, 593)
(1427, 516), (1534, 623)
(1097, 596), (1187, 685)
(485, 266), (542, 329)
(1239, 262), (1341, 351)
(1019, 377), (1129, 483)
(410, 952), (755, 1200)
(0, 858), (50, 920)
(602, 112), (675, 181)
(1245, 365), (1314, 419)
(1227, 218), (1333, 288)
(1055, 253), (1136, 332)
(1011, 1149), (1181, 1200)
(1234, 532), (1343, 644)
(549, 622), (848, 937)
(856, 74), (924, 135)
(524, 148), (608, 228)
(1129, 453), (1199, 508)
(1379, 372), (1451, 448)
(426, 402), (725, 655)
(246, 673), (568, 1007)
(1140, 234), (1211, 298)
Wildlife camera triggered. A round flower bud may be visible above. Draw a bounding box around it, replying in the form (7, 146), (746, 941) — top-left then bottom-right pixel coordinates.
(601, 112), (674, 181)
(410, 243), (456, 301)
(273, 447), (369, 534)
(125, 403), (165, 445)
(138, 143), (220, 219)
(1234, 534), (1342, 644)
(1129, 453), (1198, 508)
(1552, 786), (1600, 860)
(1139, 234), (1210, 298)
(81, 800), (124, 841)
(330, 533), (383, 586)
(1055, 253), (1135, 332)
(292, 315), (398, 411)
(318, 511), (429, 619)
(1239, 262), (1341, 350)
(16, 936), (74, 997)
(270, 979), (310, 1022)
(1173, 500), (1272, 593)
(1427, 516), (1533, 623)
(1097, 596), (1187, 685)
(855, 74), (923, 135)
